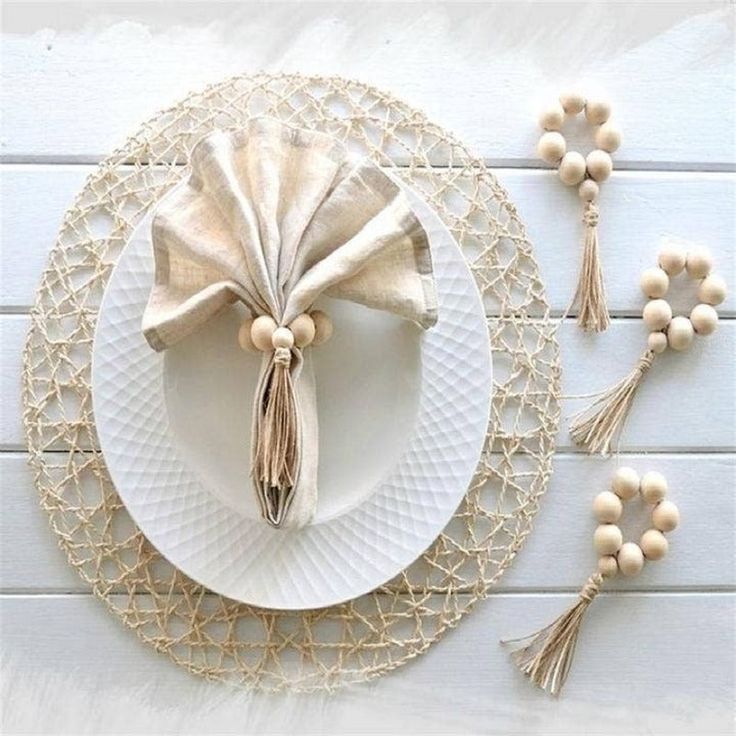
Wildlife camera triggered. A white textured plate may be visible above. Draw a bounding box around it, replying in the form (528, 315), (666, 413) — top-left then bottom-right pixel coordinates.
(92, 176), (492, 610)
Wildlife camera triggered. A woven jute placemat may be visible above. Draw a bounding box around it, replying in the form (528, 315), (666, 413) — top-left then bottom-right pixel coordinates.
(22, 73), (560, 691)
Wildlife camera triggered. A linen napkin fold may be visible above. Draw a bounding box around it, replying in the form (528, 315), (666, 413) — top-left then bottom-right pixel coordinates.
(142, 119), (437, 528)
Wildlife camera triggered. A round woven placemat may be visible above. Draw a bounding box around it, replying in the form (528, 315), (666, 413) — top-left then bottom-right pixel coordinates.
(22, 73), (560, 691)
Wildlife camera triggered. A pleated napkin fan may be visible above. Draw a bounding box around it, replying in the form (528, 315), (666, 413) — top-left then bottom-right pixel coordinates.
(142, 119), (438, 529)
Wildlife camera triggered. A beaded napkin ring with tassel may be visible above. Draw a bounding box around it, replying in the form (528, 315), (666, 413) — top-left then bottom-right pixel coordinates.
(538, 91), (622, 332)
(569, 239), (727, 455)
(238, 310), (333, 521)
(503, 467), (680, 696)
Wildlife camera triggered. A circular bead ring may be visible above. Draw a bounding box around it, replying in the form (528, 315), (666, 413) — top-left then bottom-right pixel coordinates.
(237, 310), (333, 354)
(537, 91), (621, 201)
(641, 240), (727, 353)
(593, 467), (680, 578)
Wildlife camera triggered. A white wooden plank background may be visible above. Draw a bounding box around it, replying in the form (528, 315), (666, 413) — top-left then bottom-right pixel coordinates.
(1, 2), (734, 734)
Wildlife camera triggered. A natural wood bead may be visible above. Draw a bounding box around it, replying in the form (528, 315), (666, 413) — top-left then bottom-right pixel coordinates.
(250, 315), (278, 352)
(539, 102), (565, 131)
(237, 319), (258, 352)
(594, 524), (623, 555)
(585, 98), (612, 125)
(558, 152), (586, 186)
(653, 500), (680, 532)
(289, 313), (316, 348)
(685, 247), (713, 279)
(698, 274), (727, 306)
(559, 91), (586, 115)
(597, 555), (619, 578)
(642, 299), (673, 331)
(658, 242), (687, 276)
(667, 316), (694, 351)
(612, 466), (640, 500)
(578, 179), (599, 201)
(640, 470), (668, 504)
(310, 310), (334, 346)
(690, 303), (719, 336)
(647, 332), (668, 354)
(271, 326), (294, 350)
(640, 267), (669, 298)
(593, 491), (623, 523)
(617, 542), (645, 577)
(537, 131), (566, 164)
(585, 149), (613, 182)
(640, 529), (669, 561)
(595, 121), (622, 153)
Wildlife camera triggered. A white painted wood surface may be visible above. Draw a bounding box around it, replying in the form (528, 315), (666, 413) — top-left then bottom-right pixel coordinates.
(1, 3), (734, 734)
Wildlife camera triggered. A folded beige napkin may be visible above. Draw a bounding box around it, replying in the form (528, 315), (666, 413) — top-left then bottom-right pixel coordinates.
(142, 119), (437, 528)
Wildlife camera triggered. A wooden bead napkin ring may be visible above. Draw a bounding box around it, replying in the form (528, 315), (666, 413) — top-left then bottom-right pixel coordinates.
(538, 91), (621, 332)
(569, 239), (726, 455)
(239, 310), (333, 508)
(503, 467), (680, 696)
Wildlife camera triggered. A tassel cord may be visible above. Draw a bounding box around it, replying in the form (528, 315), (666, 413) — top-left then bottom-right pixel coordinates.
(568, 349), (657, 456)
(502, 573), (604, 696)
(570, 200), (610, 333)
(252, 346), (300, 526)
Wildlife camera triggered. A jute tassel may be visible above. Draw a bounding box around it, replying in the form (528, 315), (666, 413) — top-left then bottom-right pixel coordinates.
(503, 573), (603, 696)
(575, 201), (609, 333)
(569, 349), (656, 455)
(253, 346), (299, 527)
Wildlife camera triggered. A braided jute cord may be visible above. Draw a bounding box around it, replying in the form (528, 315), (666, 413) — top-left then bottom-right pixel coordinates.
(22, 73), (560, 691)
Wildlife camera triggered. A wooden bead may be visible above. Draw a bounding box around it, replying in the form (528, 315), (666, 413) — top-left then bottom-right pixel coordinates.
(698, 274), (727, 306)
(612, 466), (640, 500)
(640, 267), (669, 298)
(271, 326), (294, 350)
(289, 313), (316, 348)
(640, 529), (669, 561)
(617, 542), (644, 577)
(597, 555), (619, 579)
(690, 303), (719, 336)
(585, 98), (611, 125)
(537, 131), (566, 164)
(667, 316), (694, 351)
(595, 121), (622, 152)
(593, 491), (623, 523)
(640, 470), (668, 504)
(237, 319), (258, 352)
(558, 152), (586, 186)
(578, 179), (599, 201)
(652, 500), (680, 532)
(585, 149), (613, 182)
(539, 102), (565, 131)
(559, 91), (586, 115)
(250, 315), (278, 352)
(594, 524), (623, 555)
(685, 247), (713, 279)
(642, 299), (672, 331)
(310, 310), (334, 346)
(647, 332), (668, 354)
(658, 243), (687, 276)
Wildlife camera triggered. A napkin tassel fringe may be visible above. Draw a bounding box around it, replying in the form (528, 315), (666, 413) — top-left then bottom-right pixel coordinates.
(502, 573), (603, 696)
(254, 347), (299, 526)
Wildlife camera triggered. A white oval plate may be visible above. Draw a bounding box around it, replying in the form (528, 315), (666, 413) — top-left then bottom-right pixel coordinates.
(92, 176), (492, 610)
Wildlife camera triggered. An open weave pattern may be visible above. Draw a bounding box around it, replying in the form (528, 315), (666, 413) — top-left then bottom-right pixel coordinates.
(22, 73), (560, 691)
